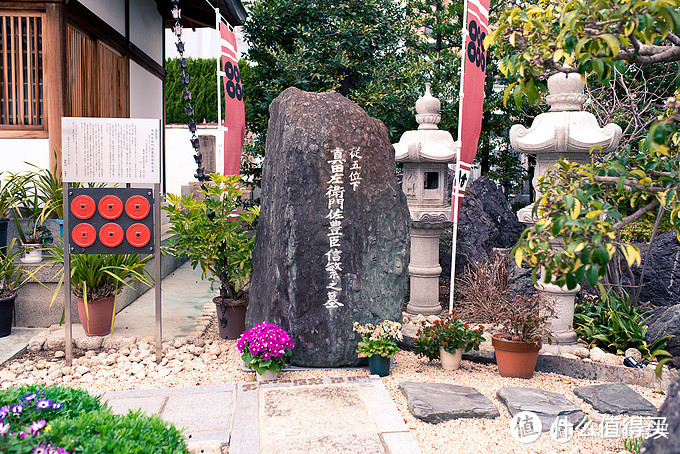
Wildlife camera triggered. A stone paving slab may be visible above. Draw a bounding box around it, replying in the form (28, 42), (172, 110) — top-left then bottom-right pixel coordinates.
(101, 384), (235, 444)
(231, 376), (420, 454)
(573, 383), (657, 416)
(0, 327), (44, 364)
(399, 382), (499, 423)
(497, 387), (586, 433)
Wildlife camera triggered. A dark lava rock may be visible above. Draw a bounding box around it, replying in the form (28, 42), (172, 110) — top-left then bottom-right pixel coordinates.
(641, 376), (680, 454)
(399, 382), (499, 423)
(646, 304), (680, 360)
(573, 383), (657, 416)
(630, 231), (680, 307)
(497, 387), (586, 432)
(247, 87), (410, 367)
(440, 177), (524, 278)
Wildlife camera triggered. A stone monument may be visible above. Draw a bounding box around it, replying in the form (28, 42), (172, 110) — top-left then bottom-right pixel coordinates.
(510, 73), (622, 353)
(393, 84), (458, 315)
(247, 87), (410, 367)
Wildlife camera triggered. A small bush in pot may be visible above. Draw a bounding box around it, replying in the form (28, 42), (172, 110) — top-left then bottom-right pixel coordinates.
(164, 174), (259, 339)
(492, 293), (554, 379)
(0, 239), (30, 337)
(44, 240), (153, 336)
(353, 320), (402, 376)
(413, 313), (484, 370)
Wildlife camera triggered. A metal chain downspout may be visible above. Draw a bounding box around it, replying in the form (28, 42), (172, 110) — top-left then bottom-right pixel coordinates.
(170, 0), (208, 184)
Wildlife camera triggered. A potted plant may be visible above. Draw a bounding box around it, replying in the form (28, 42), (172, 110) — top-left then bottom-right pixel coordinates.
(353, 320), (402, 377)
(491, 293), (554, 379)
(0, 172), (31, 254)
(45, 240), (153, 336)
(12, 175), (54, 263)
(0, 239), (30, 337)
(29, 160), (64, 237)
(164, 173), (259, 340)
(413, 313), (484, 370)
(237, 322), (294, 382)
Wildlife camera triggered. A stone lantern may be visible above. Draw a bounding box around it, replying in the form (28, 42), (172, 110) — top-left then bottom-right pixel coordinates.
(510, 73), (622, 352)
(394, 84), (459, 315)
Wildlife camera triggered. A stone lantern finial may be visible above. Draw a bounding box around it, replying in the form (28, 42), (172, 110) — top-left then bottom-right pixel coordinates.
(546, 72), (588, 112)
(415, 83), (442, 130)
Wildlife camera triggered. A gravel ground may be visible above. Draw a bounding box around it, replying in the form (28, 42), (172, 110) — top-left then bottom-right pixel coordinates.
(0, 313), (669, 454)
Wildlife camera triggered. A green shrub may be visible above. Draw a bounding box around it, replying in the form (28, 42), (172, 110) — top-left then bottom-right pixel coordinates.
(0, 386), (189, 454)
(48, 409), (189, 454)
(619, 211), (674, 243)
(165, 57), (224, 124)
(574, 291), (671, 359)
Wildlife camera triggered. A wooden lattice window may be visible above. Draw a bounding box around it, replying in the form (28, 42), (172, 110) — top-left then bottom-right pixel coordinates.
(0, 12), (45, 129)
(67, 26), (129, 119)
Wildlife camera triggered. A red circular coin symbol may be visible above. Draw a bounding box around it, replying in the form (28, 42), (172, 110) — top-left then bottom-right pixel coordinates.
(71, 195), (96, 220)
(71, 223), (97, 248)
(98, 195), (124, 220)
(99, 223), (124, 248)
(126, 223), (151, 248)
(125, 195), (151, 220)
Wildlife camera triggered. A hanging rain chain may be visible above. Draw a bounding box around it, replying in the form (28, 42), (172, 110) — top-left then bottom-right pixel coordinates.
(170, 0), (208, 184)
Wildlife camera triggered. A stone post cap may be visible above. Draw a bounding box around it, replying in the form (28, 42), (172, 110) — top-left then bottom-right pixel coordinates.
(415, 83), (442, 130)
(546, 72), (587, 112)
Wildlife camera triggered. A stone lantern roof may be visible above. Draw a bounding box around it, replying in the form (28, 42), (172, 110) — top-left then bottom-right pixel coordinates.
(510, 73), (622, 155)
(394, 83), (459, 163)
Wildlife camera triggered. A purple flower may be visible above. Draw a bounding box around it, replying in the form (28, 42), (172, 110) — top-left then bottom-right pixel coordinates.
(31, 445), (50, 454)
(51, 402), (64, 410)
(35, 399), (53, 410)
(0, 422), (9, 435)
(30, 419), (46, 434)
(0, 405), (9, 419)
(11, 404), (23, 415)
(21, 392), (38, 402)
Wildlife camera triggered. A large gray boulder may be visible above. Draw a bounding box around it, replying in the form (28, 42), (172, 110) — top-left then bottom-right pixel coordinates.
(247, 87), (410, 367)
(640, 377), (680, 454)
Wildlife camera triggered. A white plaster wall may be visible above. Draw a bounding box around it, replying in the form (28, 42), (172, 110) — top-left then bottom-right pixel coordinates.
(0, 139), (49, 174)
(79, 0), (126, 36)
(129, 0), (163, 63)
(165, 126), (220, 196)
(130, 62), (163, 120)
(165, 27), (247, 60)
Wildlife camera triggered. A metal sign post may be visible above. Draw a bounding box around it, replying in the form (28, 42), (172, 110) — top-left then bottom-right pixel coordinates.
(61, 117), (162, 367)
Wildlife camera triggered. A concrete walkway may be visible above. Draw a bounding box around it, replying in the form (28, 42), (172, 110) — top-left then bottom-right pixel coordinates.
(102, 376), (420, 454)
(0, 261), (214, 363)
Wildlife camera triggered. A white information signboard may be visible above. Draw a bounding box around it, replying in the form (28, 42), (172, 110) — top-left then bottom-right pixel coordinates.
(62, 117), (161, 184)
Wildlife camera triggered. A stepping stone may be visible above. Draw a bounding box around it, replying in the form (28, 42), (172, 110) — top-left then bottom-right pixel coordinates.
(399, 382), (499, 423)
(573, 383), (657, 416)
(497, 387), (585, 432)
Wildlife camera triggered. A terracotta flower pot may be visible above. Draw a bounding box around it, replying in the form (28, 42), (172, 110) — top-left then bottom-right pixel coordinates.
(214, 297), (248, 339)
(492, 333), (541, 379)
(77, 296), (115, 337)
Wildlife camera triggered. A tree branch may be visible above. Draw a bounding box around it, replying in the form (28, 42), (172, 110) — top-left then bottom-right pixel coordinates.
(591, 175), (667, 192)
(613, 198), (660, 230)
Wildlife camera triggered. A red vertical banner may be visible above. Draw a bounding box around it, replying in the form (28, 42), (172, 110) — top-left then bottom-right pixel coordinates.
(453, 0), (491, 217)
(220, 22), (245, 176)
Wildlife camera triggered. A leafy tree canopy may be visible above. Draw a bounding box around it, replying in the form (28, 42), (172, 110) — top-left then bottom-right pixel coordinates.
(489, 0), (680, 297)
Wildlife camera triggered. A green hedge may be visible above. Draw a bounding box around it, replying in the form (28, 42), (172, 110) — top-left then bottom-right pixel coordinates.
(0, 385), (189, 454)
(165, 57), (224, 124)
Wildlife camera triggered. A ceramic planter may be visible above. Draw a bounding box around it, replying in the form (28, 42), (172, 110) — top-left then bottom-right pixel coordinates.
(0, 219), (8, 253)
(368, 354), (391, 377)
(0, 295), (15, 337)
(257, 370), (278, 382)
(439, 347), (463, 371)
(20, 244), (42, 263)
(77, 296), (115, 336)
(492, 333), (541, 379)
(214, 297), (248, 339)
